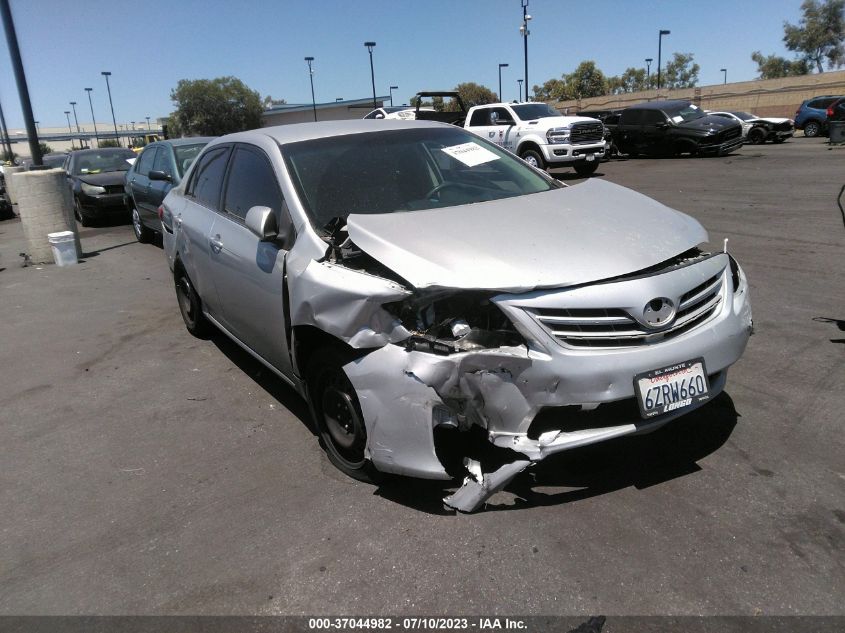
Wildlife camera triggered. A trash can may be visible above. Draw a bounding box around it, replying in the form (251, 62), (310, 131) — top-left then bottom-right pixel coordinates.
(830, 121), (845, 144)
(47, 231), (78, 267)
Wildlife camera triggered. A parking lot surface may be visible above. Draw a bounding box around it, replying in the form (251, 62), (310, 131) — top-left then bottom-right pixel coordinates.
(0, 138), (843, 615)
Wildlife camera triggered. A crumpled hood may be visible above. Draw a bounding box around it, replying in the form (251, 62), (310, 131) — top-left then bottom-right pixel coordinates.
(678, 115), (739, 132)
(346, 179), (708, 292)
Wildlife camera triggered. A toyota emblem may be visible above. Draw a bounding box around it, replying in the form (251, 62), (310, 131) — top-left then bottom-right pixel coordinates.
(643, 297), (676, 328)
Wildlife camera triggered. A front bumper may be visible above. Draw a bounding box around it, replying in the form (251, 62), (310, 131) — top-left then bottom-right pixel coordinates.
(343, 253), (752, 511)
(540, 142), (605, 165)
(699, 136), (744, 156)
(77, 192), (128, 217)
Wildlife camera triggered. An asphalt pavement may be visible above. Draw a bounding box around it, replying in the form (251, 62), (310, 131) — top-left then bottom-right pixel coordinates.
(0, 137), (843, 616)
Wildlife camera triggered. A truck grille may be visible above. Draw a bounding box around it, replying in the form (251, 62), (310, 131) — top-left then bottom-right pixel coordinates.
(529, 269), (725, 349)
(570, 122), (604, 145)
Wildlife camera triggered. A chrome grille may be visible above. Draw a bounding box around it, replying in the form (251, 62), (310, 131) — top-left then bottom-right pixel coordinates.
(570, 122), (604, 144)
(530, 270), (725, 349)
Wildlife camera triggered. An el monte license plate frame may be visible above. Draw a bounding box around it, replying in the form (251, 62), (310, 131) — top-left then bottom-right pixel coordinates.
(634, 358), (711, 419)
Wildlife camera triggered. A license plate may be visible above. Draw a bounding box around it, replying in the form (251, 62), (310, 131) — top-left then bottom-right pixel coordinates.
(634, 358), (711, 419)
(585, 153), (595, 162)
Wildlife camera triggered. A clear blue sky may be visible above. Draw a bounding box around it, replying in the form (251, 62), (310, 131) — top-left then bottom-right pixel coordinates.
(0, 0), (807, 130)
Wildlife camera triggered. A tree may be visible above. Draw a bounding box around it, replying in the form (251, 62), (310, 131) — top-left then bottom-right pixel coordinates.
(565, 61), (608, 98)
(98, 139), (120, 148)
(607, 67), (650, 93)
(662, 52), (700, 89)
(783, 0), (845, 72)
(170, 76), (264, 136)
(263, 95), (287, 109)
(38, 142), (53, 155)
(448, 82), (498, 110)
(532, 77), (570, 101)
(750, 51), (811, 78)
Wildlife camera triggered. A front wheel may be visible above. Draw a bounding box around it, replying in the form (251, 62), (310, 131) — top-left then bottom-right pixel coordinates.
(306, 347), (382, 483)
(131, 204), (155, 244)
(803, 120), (821, 137)
(747, 127), (767, 144)
(573, 161), (599, 176)
(519, 148), (546, 170)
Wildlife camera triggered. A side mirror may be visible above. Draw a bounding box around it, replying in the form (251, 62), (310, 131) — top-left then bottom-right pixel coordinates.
(245, 205), (281, 242)
(149, 170), (172, 182)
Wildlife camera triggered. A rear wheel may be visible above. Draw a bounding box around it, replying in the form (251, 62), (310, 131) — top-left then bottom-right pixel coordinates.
(747, 127), (767, 144)
(803, 120), (821, 137)
(131, 204), (155, 244)
(573, 161), (598, 176)
(519, 148), (546, 170)
(306, 347), (382, 483)
(174, 266), (211, 338)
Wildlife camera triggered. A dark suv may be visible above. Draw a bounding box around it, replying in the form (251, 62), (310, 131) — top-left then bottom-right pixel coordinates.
(794, 95), (844, 137)
(613, 100), (743, 157)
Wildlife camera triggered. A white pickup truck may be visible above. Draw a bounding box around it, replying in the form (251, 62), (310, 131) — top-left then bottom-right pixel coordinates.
(464, 102), (606, 175)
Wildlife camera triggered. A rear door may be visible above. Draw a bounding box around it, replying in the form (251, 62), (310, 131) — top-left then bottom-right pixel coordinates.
(642, 110), (670, 153)
(206, 143), (295, 375)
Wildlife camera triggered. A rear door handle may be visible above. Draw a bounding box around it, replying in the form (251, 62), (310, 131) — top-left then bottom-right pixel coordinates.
(209, 235), (223, 253)
(174, 214), (182, 228)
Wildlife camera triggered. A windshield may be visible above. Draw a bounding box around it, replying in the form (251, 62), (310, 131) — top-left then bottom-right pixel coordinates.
(665, 104), (706, 122)
(511, 103), (560, 120)
(72, 150), (135, 175)
(282, 127), (558, 231)
(173, 143), (207, 177)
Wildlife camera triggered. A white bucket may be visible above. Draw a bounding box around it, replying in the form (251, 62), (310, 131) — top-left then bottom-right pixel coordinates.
(47, 230), (78, 267)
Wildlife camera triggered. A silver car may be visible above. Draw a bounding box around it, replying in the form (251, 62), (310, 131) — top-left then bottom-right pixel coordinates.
(162, 120), (752, 512)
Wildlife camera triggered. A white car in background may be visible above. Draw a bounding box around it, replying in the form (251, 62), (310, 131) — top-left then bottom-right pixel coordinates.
(708, 111), (794, 144)
(363, 106), (433, 120)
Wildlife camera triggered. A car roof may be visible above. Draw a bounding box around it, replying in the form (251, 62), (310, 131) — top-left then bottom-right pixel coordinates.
(152, 136), (215, 147)
(73, 147), (135, 155)
(628, 100), (692, 110)
(213, 120), (456, 146)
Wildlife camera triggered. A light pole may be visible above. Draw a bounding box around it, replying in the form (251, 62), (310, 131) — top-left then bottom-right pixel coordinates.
(101, 71), (119, 146)
(85, 88), (99, 147)
(657, 29), (670, 90)
(146, 116), (150, 130)
(336, 97), (343, 102)
(64, 110), (73, 149)
(720, 68), (727, 84)
(498, 63), (509, 101)
(519, 1), (531, 101)
(69, 100), (81, 147)
(517, 78), (523, 102)
(645, 58), (653, 85)
(304, 56), (317, 122)
(389, 85), (398, 107)
(364, 42), (377, 109)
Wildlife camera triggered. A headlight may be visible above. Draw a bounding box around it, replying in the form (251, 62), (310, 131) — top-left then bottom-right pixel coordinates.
(385, 292), (525, 354)
(546, 127), (571, 145)
(80, 182), (106, 195)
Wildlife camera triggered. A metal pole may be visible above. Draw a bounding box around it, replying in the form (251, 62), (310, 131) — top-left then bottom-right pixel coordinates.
(65, 110), (73, 149)
(365, 42), (377, 109)
(85, 88), (99, 147)
(0, 95), (13, 161)
(645, 58), (653, 85)
(70, 101), (81, 147)
(498, 63), (508, 101)
(305, 57), (317, 122)
(102, 71), (119, 146)
(657, 30), (670, 90)
(146, 116), (150, 130)
(0, 0), (42, 165)
(517, 79), (523, 102)
(389, 85), (398, 107)
(521, 1), (530, 101)
(721, 68), (727, 84)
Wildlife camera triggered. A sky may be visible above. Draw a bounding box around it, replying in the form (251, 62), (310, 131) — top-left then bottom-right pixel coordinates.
(0, 0), (808, 131)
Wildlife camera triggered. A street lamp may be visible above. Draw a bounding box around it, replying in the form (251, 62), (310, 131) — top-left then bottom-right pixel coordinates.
(131, 121), (135, 131)
(101, 71), (120, 146)
(64, 110), (73, 149)
(720, 68), (727, 84)
(364, 42), (377, 109)
(389, 85), (398, 107)
(517, 78), (523, 102)
(645, 58), (653, 84)
(146, 116), (150, 130)
(519, 1), (531, 101)
(336, 97), (343, 102)
(498, 63), (509, 101)
(84, 87), (99, 146)
(657, 30), (670, 90)
(304, 56), (317, 122)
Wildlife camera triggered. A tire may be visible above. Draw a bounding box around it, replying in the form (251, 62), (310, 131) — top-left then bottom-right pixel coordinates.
(803, 120), (821, 137)
(747, 127), (767, 144)
(74, 198), (91, 227)
(306, 347), (382, 484)
(174, 266), (211, 338)
(131, 204), (154, 244)
(573, 161), (598, 176)
(519, 148), (546, 170)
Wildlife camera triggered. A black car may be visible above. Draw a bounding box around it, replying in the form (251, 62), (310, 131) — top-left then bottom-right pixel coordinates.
(613, 100), (744, 157)
(65, 148), (136, 226)
(124, 138), (212, 243)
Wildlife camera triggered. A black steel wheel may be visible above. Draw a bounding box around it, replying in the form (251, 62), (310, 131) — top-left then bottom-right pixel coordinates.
(174, 266), (211, 337)
(747, 127), (767, 144)
(306, 347), (382, 483)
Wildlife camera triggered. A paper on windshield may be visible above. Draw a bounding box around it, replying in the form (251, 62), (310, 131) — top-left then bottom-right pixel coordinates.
(671, 115), (684, 124)
(441, 142), (500, 167)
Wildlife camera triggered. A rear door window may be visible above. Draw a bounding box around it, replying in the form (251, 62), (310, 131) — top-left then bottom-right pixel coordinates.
(152, 146), (171, 175)
(136, 147), (157, 177)
(187, 146), (230, 211)
(643, 111), (666, 125)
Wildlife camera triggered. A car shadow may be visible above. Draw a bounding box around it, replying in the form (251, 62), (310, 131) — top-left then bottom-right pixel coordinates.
(208, 331), (315, 434)
(813, 316), (845, 343)
(374, 392), (739, 515)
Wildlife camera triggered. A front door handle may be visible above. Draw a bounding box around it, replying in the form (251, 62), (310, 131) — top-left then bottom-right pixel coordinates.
(209, 235), (223, 253)
(174, 214), (182, 228)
